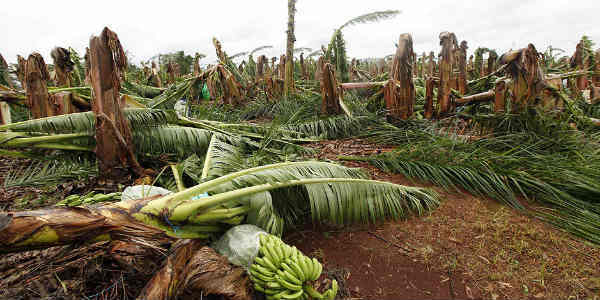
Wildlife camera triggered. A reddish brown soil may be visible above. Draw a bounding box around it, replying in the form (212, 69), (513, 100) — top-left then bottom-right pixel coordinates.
(287, 227), (472, 300)
(285, 138), (600, 300)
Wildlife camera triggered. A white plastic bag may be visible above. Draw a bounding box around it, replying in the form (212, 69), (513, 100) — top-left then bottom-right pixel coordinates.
(121, 185), (173, 201)
(212, 224), (267, 269)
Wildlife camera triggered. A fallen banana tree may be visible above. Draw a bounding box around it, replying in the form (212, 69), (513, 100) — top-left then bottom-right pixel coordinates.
(1, 161), (438, 298)
(0, 161), (439, 253)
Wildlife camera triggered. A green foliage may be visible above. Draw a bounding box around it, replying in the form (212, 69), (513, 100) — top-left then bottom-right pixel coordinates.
(334, 31), (349, 82)
(159, 51), (195, 75)
(3, 155), (97, 188)
(133, 126), (212, 158)
(229, 52), (248, 60)
(191, 161), (438, 235)
(149, 77), (196, 108)
(357, 112), (600, 244)
(580, 35), (596, 71)
(0, 108), (174, 134)
(323, 10), (400, 82)
(249, 46), (273, 56)
(122, 77), (165, 98)
(338, 10), (401, 30)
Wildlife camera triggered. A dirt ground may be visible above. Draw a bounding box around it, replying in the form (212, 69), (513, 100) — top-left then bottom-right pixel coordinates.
(1, 139), (599, 300)
(291, 138), (600, 300)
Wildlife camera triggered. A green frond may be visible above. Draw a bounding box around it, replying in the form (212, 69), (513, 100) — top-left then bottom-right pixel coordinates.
(178, 154), (205, 184)
(149, 77), (196, 108)
(201, 134), (247, 180)
(0, 109), (174, 134)
(67, 47), (84, 87)
(229, 52), (248, 60)
(361, 153), (522, 208)
(249, 46), (273, 56)
(122, 77), (165, 98)
(3, 156), (97, 188)
(125, 108), (178, 131)
(284, 116), (373, 139)
(132, 126), (212, 158)
(338, 10), (401, 30)
(0, 111), (96, 134)
(142, 161), (438, 235)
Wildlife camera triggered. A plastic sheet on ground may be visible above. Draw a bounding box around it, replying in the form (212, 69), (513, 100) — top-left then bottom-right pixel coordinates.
(212, 224), (267, 269)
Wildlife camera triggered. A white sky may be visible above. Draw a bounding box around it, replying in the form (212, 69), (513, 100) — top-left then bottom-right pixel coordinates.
(1, 0), (599, 65)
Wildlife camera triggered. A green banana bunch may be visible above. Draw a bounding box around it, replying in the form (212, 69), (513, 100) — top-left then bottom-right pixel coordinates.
(56, 192), (122, 207)
(250, 233), (338, 300)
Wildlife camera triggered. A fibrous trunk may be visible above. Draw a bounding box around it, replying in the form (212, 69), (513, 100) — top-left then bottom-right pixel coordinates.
(0, 197), (172, 254)
(385, 33), (415, 121)
(16, 55), (27, 90)
(494, 80), (507, 113)
(427, 51), (435, 76)
(458, 41), (468, 95)
(279, 55), (286, 80)
(283, 0), (296, 99)
(0, 53), (14, 88)
(194, 53), (202, 76)
(424, 77), (435, 119)
(594, 49), (600, 87)
(468, 55), (474, 79)
(300, 53), (307, 80)
(0, 102), (10, 125)
(257, 55), (267, 81)
(149, 62), (162, 87)
(499, 44), (543, 111)
(50, 47), (74, 87)
(487, 51), (498, 76)
(138, 240), (250, 300)
(570, 40), (588, 93)
(25, 53), (54, 118)
(456, 90), (494, 105)
(437, 32), (457, 117)
(167, 62), (176, 84)
(89, 27), (145, 179)
(320, 60), (341, 115)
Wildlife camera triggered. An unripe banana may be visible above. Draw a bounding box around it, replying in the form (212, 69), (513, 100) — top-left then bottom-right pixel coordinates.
(331, 279), (338, 297)
(252, 263), (275, 277)
(281, 289), (304, 299)
(282, 244), (292, 259)
(322, 289), (333, 300)
(276, 275), (302, 291)
(255, 256), (278, 272)
(254, 283), (266, 293)
(264, 288), (281, 296)
(251, 269), (274, 282)
(267, 242), (282, 265)
(303, 285), (324, 299)
(287, 260), (306, 282)
(274, 242), (285, 262)
(279, 264), (302, 285)
(259, 233), (268, 246)
(311, 258), (322, 281)
(302, 256), (314, 281)
(249, 274), (266, 286)
(261, 256), (279, 272)
(266, 281), (282, 289)
(68, 198), (84, 207)
(298, 256), (311, 281)
(259, 242), (273, 260)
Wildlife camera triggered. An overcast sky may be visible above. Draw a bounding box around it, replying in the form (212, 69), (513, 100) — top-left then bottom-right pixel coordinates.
(1, 0), (599, 65)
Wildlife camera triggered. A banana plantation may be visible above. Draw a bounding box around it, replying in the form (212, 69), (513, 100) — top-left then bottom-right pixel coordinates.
(1, 5), (600, 300)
